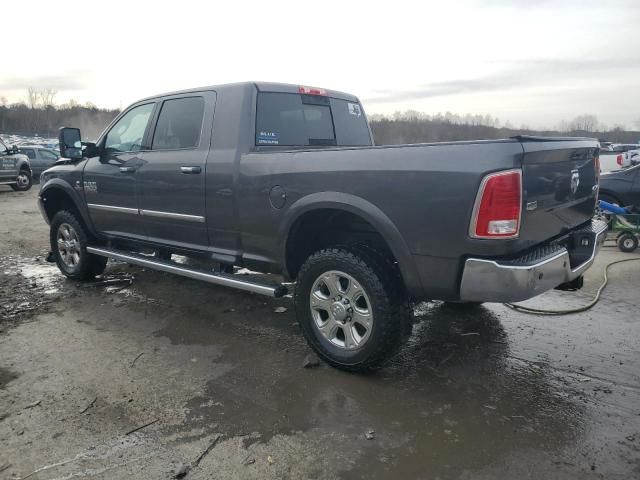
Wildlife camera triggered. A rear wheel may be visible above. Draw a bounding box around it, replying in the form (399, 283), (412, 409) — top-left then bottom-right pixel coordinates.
(294, 247), (411, 371)
(617, 232), (638, 253)
(50, 210), (107, 280)
(10, 169), (32, 191)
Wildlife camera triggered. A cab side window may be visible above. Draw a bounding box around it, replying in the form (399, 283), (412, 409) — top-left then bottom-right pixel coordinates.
(151, 97), (204, 150)
(40, 150), (59, 161)
(105, 103), (155, 153)
(20, 149), (36, 160)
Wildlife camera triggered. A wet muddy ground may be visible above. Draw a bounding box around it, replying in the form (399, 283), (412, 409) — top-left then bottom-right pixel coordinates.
(1, 188), (639, 479)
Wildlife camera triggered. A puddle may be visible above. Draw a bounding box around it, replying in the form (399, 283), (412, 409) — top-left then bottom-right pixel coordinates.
(20, 262), (62, 294)
(1, 255), (70, 323)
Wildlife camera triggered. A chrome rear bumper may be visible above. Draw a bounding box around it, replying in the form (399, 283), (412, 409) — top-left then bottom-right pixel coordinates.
(459, 219), (608, 303)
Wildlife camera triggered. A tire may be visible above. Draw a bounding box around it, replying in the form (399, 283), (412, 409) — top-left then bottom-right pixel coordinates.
(617, 232), (638, 253)
(50, 210), (108, 280)
(10, 169), (32, 191)
(294, 247), (411, 371)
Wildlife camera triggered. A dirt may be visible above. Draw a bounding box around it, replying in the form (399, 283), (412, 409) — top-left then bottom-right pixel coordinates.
(1, 186), (639, 479)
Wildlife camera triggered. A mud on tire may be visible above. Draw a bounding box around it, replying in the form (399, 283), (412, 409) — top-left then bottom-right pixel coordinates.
(294, 247), (411, 372)
(50, 210), (107, 280)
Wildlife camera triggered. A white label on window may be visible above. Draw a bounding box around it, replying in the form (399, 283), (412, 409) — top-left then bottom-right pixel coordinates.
(348, 103), (362, 117)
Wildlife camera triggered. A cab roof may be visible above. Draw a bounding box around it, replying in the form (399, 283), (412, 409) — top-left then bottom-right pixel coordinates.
(136, 81), (359, 104)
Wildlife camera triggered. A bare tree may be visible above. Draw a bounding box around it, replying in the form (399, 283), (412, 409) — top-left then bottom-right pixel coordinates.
(39, 88), (58, 109)
(26, 87), (40, 109)
(568, 114), (598, 132)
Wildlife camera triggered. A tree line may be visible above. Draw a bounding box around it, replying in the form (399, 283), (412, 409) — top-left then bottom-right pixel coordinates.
(1, 88), (638, 145)
(0, 89), (119, 140)
(369, 111), (640, 145)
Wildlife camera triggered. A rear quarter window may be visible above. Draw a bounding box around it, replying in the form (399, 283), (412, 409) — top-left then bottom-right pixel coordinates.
(255, 92), (371, 148)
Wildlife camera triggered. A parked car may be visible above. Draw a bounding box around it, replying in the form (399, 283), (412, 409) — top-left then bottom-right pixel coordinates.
(17, 146), (60, 178)
(599, 163), (640, 207)
(38, 82), (606, 370)
(0, 137), (33, 191)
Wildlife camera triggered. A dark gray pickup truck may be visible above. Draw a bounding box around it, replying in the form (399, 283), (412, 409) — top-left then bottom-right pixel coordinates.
(39, 82), (606, 370)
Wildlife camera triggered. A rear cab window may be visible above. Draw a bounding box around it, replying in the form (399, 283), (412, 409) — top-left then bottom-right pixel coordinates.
(255, 91), (372, 148)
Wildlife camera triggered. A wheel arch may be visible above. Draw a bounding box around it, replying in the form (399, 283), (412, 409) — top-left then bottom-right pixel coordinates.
(17, 157), (32, 172)
(598, 189), (624, 206)
(40, 180), (96, 236)
(281, 192), (423, 298)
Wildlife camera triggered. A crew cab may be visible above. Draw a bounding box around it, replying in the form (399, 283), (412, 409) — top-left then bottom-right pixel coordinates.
(38, 82), (606, 370)
(0, 137), (32, 191)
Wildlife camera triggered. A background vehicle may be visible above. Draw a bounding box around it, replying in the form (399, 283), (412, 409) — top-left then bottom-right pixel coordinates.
(17, 145), (60, 178)
(598, 150), (624, 172)
(0, 137), (33, 191)
(39, 82), (605, 370)
(599, 163), (640, 207)
(610, 143), (640, 153)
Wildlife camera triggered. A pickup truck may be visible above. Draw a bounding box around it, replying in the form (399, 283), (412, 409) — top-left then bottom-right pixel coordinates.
(0, 137), (33, 191)
(38, 82), (606, 371)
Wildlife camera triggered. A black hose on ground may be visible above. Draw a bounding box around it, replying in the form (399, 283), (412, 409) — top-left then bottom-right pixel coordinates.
(503, 257), (640, 315)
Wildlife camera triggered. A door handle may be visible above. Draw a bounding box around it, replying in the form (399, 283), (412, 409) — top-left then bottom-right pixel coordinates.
(119, 166), (136, 173)
(180, 166), (201, 174)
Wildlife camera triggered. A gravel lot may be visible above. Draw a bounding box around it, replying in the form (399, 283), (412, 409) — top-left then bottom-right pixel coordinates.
(1, 187), (639, 479)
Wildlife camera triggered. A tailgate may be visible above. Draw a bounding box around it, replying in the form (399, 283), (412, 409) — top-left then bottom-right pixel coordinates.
(518, 136), (599, 245)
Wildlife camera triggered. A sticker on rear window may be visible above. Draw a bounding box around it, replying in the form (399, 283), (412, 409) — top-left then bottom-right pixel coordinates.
(257, 131), (279, 145)
(348, 103), (362, 117)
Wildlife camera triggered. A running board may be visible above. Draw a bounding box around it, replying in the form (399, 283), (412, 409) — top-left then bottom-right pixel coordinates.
(86, 246), (288, 298)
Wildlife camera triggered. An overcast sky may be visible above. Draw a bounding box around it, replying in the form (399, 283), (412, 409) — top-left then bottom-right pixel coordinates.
(2, 0), (639, 129)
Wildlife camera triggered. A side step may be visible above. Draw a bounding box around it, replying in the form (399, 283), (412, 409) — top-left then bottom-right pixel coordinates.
(86, 246), (288, 298)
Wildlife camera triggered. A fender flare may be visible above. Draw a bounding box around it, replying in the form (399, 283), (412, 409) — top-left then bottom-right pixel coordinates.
(15, 156), (32, 173)
(279, 192), (423, 296)
(39, 179), (97, 235)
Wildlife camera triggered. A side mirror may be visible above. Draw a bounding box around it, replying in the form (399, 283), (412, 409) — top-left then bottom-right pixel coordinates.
(9, 145), (19, 154)
(58, 127), (83, 160)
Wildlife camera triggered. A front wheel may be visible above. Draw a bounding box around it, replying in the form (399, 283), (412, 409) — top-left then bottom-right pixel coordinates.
(10, 169), (32, 191)
(294, 248), (411, 371)
(50, 210), (108, 280)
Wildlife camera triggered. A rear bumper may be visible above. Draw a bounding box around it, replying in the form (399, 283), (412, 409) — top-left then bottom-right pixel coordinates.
(459, 218), (608, 303)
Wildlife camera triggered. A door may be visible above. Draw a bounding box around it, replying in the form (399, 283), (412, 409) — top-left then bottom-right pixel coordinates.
(83, 102), (155, 240)
(137, 93), (214, 249)
(0, 140), (18, 182)
(18, 148), (38, 174)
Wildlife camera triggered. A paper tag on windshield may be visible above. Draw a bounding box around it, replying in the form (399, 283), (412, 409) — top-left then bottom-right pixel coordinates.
(348, 103), (362, 117)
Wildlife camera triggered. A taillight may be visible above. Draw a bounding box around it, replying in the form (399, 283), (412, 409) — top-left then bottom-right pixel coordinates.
(470, 169), (522, 239)
(298, 85), (327, 96)
(616, 154), (623, 166)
